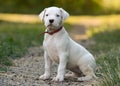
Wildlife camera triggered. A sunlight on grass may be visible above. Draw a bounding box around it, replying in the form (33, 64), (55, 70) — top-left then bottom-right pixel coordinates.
(1, 13), (120, 27)
(0, 13), (40, 23)
(87, 25), (120, 38)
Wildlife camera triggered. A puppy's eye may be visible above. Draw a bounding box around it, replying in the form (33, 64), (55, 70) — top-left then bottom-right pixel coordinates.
(56, 14), (60, 17)
(46, 14), (48, 16)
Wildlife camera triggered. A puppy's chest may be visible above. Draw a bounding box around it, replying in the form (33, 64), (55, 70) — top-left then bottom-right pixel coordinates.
(44, 37), (59, 63)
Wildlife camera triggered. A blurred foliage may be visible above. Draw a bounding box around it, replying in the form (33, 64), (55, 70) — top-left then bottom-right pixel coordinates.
(0, 0), (120, 15)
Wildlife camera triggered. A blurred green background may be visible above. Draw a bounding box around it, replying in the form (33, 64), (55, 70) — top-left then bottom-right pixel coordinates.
(0, 0), (120, 15)
(0, 0), (120, 85)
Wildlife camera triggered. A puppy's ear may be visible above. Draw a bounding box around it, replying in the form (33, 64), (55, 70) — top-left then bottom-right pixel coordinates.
(39, 8), (46, 22)
(60, 8), (69, 21)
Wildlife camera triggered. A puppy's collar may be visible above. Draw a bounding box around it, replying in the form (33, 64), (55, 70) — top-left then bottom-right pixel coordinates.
(44, 26), (63, 35)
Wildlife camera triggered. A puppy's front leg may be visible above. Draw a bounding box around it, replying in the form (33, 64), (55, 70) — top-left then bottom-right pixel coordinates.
(40, 51), (51, 80)
(53, 53), (68, 82)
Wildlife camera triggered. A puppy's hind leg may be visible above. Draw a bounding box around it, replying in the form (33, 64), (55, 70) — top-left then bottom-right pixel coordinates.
(78, 65), (97, 81)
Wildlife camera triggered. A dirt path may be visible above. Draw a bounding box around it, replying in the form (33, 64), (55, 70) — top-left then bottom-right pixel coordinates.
(0, 25), (98, 86)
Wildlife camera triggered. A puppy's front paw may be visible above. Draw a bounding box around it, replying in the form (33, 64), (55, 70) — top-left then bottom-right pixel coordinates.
(52, 76), (64, 82)
(39, 74), (50, 80)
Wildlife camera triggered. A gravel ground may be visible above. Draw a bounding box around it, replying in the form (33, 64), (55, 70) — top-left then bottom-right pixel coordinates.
(0, 47), (98, 86)
(0, 26), (98, 86)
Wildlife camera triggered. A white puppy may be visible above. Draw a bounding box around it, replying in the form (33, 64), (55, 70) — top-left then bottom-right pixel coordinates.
(39, 6), (96, 82)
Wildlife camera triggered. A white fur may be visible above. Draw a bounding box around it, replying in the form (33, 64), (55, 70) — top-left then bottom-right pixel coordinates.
(39, 7), (96, 82)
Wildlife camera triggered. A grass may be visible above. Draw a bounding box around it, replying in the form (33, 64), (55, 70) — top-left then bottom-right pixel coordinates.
(0, 21), (44, 71)
(88, 26), (120, 85)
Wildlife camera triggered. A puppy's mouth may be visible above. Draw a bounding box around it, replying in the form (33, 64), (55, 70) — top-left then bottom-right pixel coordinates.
(47, 24), (57, 30)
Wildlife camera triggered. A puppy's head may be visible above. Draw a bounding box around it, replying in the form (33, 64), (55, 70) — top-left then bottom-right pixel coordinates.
(39, 7), (69, 29)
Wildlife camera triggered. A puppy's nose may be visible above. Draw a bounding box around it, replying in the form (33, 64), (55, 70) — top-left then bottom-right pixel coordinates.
(49, 19), (54, 23)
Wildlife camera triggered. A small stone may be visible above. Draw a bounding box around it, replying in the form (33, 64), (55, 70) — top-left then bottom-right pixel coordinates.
(35, 77), (39, 80)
